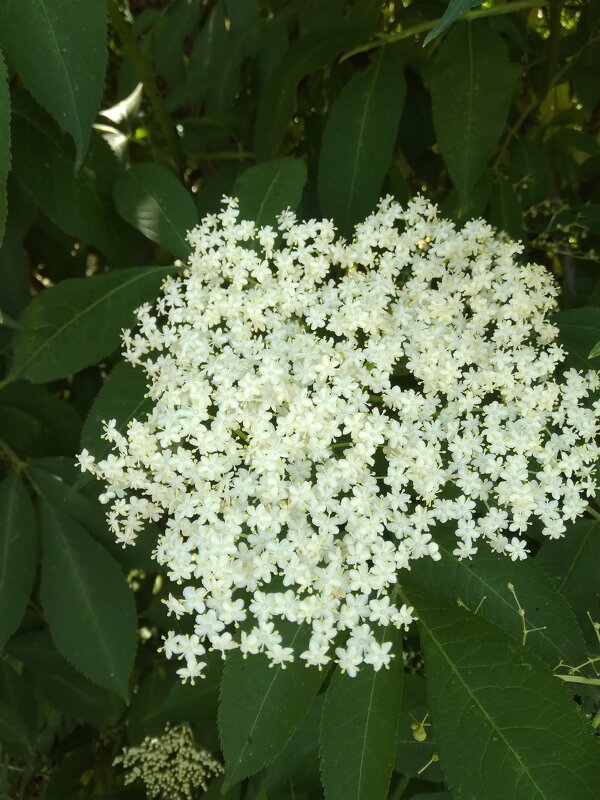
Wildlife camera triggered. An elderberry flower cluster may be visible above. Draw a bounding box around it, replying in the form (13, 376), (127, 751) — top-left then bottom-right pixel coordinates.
(78, 196), (599, 681)
(114, 723), (223, 798)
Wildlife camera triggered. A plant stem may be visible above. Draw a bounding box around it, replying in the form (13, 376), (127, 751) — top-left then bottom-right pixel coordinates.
(341, 0), (547, 60)
(107, 0), (182, 170)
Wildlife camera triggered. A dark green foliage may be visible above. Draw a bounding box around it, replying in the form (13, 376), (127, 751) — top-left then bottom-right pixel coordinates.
(0, 1), (598, 798)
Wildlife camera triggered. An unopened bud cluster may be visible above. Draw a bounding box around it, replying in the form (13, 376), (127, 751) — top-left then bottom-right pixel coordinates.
(113, 723), (223, 798)
(78, 196), (599, 680)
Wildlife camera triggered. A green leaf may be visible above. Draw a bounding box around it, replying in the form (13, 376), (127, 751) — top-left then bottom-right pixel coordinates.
(489, 173), (523, 241)
(114, 163), (197, 259)
(11, 95), (139, 265)
(0, 659), (37, 748)
(219, 624), (323, 788)
(10, 266), (173, 384)
(81, 361), (151, 461)
(0, 0), (107, 166)
(588, 339), (600, 360)
(187, 0), (227, 106)
(39, 498), (137, 699)
(0, 475), (37, 650)
(431, 21), (513, 201)
(318, 46), (406, 237)
(148, 658), (222, 725)
(554, 307), (600, 371)
(8, 629), (124, 728)
(30, 464), (157, 573)
(320, 629), (403, 800)
(254, 27), (363, 161)
(0, 699), (31, 755)
(402, 587), (600, 800)
(0, 49), (10, 239)
(424, 0), (483, 45)
(235, 158), (307, 228)
(0, 381), (81, 457)
(401, 526), (587, 668)
(536, 519), (600, 634)
(262, 696), (323, 795)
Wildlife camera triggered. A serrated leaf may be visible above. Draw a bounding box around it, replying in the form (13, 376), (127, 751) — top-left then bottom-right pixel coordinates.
(402, 587), (600, 800)
(431, 21), (513, 201)
(536, 519), (600, 633)
(0, 0), (107, 166)
(554, 307), (600, 371)
(235, 158), (307, 228)
(114, 163), (197, 259)
(9, 266), (173, 384)
(401, 526), (587, 668)
(11, 95), (139, 264)
(254, 27), (363, 161)
(81, 361), (151, 461)
(219, 624), (323, 788)
(39, 499), (137, 699)
(0, 475), (36, 650)
(8, 630), (124, 728)
(0, 49), (10, 239)
(320, 629), (403, 800)
(424, 0), (483, 45)
(318, 46), (405, 236)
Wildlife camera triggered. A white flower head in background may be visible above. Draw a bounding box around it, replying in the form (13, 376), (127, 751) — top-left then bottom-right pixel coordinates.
(78, 196), (600, 681)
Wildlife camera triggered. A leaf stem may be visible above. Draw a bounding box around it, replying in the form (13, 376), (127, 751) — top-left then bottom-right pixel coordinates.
(341, 0), (548, 61)
(587, 506), (600, 522)
(107, 0), (182, 170)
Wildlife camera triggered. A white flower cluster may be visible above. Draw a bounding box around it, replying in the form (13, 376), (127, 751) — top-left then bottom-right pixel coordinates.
(114, 723), (223, 798)
(79, 196), (599, 681)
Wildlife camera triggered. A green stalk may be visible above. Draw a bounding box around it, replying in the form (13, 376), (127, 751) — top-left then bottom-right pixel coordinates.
(341, 0), (548, 61)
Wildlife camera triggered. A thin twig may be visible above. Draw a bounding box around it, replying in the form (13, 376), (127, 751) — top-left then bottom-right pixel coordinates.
(341, 0), (548, 61)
